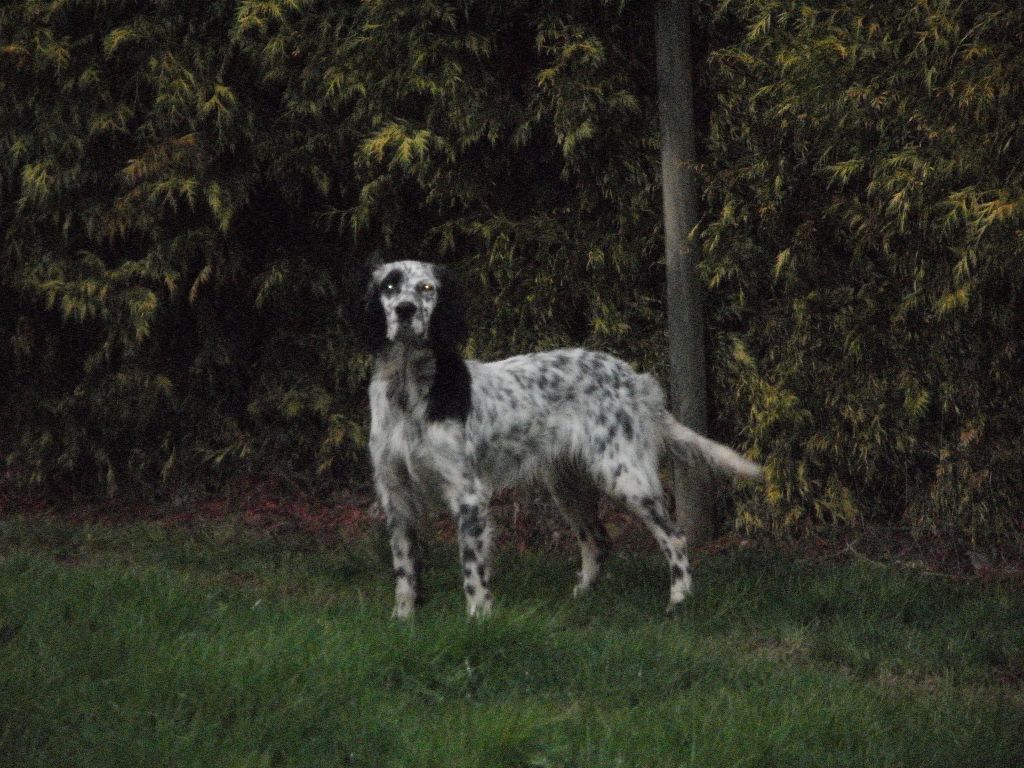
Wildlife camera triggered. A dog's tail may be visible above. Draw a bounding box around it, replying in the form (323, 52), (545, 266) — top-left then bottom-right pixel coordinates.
(660, 413), (763, 481)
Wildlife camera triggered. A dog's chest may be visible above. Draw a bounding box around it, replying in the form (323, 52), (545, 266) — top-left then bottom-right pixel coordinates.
(370, 404), (472, 505)
(372, 350), (434, 413)
(369, 366), (460, 478)
(369, 376), (425, 450)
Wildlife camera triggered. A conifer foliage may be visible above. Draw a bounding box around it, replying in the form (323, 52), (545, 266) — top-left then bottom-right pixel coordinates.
(1, 1), (1021, 553)
(2, 1), (369, 493)
(702, 0), (1023, 549)
(1, 0), (663, 496)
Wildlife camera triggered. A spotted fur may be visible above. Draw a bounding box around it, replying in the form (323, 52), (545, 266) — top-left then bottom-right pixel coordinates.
(357, 260), (762, 618)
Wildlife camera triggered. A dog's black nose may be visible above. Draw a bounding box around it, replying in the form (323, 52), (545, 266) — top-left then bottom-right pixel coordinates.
(395, 302), (416, 322)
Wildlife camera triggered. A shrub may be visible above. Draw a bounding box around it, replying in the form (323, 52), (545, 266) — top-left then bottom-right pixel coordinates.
(701, 0), (1024, 551)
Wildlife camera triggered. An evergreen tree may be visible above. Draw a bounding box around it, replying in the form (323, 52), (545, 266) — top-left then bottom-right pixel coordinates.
(701, 0), (1024, 551)
(1, 1), (666, 496)
(2, 0), (1020, 555)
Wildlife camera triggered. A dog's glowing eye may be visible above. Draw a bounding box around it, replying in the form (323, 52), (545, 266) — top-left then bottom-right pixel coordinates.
(417, 282), (435, 293)
(382, 283), (399, 295)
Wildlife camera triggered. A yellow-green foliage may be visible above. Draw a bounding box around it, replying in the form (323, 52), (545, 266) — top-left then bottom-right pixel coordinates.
(701, 0), (1023, 550)
(0, 0), (664, 496)
(1, 0), (1020, 553)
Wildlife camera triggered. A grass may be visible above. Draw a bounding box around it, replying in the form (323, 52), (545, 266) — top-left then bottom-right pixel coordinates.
(0, 513), (1021, 768)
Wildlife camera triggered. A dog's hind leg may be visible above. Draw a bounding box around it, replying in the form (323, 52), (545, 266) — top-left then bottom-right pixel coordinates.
(546, 469), (608, 597)
(598, 463), (692, 613)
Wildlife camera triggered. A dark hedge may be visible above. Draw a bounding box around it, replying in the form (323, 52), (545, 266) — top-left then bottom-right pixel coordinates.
(2, 0), (1020, 553)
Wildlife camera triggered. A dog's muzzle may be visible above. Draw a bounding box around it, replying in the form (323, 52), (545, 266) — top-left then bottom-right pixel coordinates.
(391, 300), (426, 342)
(395, 301), (416, 324)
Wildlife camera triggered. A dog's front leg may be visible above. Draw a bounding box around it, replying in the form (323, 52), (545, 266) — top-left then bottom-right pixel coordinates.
(378, 484), (420, 619)
(447, 486), (493, 618)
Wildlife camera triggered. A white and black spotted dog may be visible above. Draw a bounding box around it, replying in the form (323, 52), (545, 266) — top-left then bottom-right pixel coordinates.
(356, 260), (762, 618)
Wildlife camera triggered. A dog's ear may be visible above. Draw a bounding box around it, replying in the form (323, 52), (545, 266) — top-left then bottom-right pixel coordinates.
(428, 265), (469, 352)
(426, 265), (472, 422)
(348, 266), (387, 352)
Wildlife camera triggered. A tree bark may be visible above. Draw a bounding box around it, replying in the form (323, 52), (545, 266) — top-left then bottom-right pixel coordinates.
(656, 0), (712, 543)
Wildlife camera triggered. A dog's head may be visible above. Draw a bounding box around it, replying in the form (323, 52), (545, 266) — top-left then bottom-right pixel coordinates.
(356, 260), (468, 353)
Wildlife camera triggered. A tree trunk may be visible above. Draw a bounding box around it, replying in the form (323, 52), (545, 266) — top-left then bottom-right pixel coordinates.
(655, 0), (712, 543)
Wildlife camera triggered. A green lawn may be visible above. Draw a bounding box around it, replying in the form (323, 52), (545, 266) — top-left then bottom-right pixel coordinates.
(0, 514), (1021, 767)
